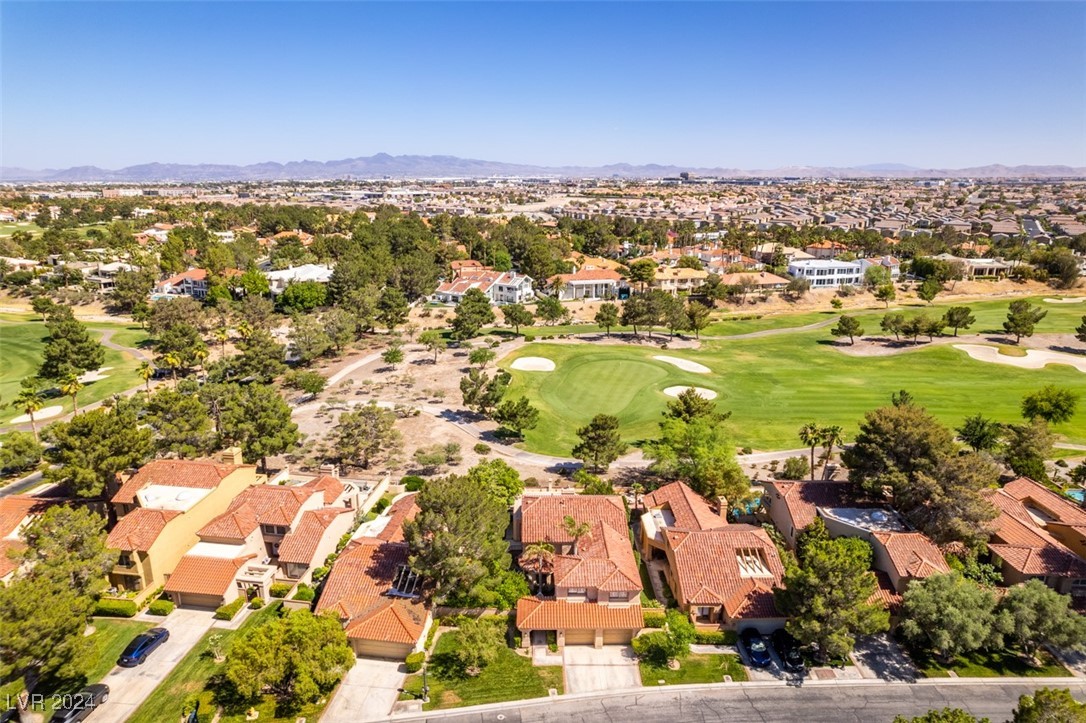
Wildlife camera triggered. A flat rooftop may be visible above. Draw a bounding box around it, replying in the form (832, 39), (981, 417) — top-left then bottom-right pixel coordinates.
(819, 507), (907, 533)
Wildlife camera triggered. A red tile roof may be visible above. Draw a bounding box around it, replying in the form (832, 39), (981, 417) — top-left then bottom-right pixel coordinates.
(0, 496), (51, 538)
(377, 495), (420, 543)
(515, 598), (644, 631)
(871, 531), (951, 580)
(113, 459), (243, 505)
(520, 495), (628, 545)
(277, 507), (352, 564)
(107, 508), (182, 551)
(316, 538), (413, 617)
(198, 485), (317, 539)
(868, 570), (903, 615)
(344, 598), (428, 645)
(302, 475), (346, 505)
(1001, 477), (1086, 526)
(663, 524), (786, 619)
(0, 540), (26, 579)
(552, 522), (641, 593)
(163, 554), (255, 597)
(986, 487), (1086, 578)
(548, 269), (623, 284)
(765, 480), (862, 534)
(642, 481), (727, 532)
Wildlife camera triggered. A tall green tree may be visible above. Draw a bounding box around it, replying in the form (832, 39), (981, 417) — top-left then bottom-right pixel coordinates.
(493, 396), (539, 438)
(1013, 688), (1086, 723)
(893, 710), (987, 723)
(831, 315), (864, 345)
(664, 387), (728, 423)
(572, 414), (627, 472)
(917, 278), (942, 304)
(594, 302), (619, 336)
(145, 386), (216, 458)
(942, 306), (976, 337)
(331, 401), (401, 470)
(38, 310), (105, 380)
(220, 384), (299, 472)
(45, 400), (154, 497)
(646, 417), (748, 504)
(376, 287), (410, 332)
(288, 314), (332, 365)
(14, 381), (45, 446)
(900, 573), (1004, 662)
(798, 423), (824, 481)
(418, 329), (447, 363)
(450, 288), (495, 340)
(686, 301), (712, 339)
(18, 505), (116, 597)
(627, 258), (657, 292)
(501, 303), (534, 335)
(465, 458), (523, 506)
(956, 414), (1001, 452)
(1004, 300), (1047, 343)
(1021, 385), (1079, 425)
(999, 580), (1086, 661)
(460, 368), (509, 415)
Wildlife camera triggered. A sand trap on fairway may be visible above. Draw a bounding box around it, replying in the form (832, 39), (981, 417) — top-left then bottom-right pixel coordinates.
(663, 386), (718, 400)
(1045, 297), (1086, 304)
(10, 405), (64, 424)
(954, 344), (1086, 373)
(511, 357), (556, 372)
(78, 366), (113, 383)
(653, 355), (711, 374)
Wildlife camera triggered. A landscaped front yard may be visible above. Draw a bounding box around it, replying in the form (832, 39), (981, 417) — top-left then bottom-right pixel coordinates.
(910, 647), (1071, 679)
(128, 603), (329, 723)
(639, 653), (748, 686)
(399, 629), (563, 710)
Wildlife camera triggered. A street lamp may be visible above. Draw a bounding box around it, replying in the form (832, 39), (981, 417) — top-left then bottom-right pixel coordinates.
(421, 663), (430, 703)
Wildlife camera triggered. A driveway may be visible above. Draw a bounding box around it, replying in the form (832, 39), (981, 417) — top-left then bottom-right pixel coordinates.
(88, 609), (217, 722)
(322, 658), (406, 722)
(851, 633), (919, 682)
(562, 645), (641, 694)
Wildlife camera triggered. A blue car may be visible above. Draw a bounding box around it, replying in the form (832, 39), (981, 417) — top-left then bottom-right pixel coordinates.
(740, 628), (772, 668)
(118, 627), (169, 667)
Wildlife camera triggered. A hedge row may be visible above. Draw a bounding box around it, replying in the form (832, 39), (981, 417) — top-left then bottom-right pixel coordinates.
(214, 597), (246, 621)
(147, 599), (175, 616)
(94, 598), (138, 618)
(405, 651), (425, 673)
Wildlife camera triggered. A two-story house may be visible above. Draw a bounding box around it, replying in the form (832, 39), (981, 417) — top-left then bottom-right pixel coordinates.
(514, 494), (643, 649)
(786, 259), (864, 288)
(105, 449), (265, 604)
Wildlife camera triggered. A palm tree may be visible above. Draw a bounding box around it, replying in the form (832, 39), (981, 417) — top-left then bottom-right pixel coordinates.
(561, 515), (592, 556)
(59, 372), (84, 415)
(819, 425), (844, 480)
(162, 352), (182, 387)
(236, 321), (254, 340)
(519, 542), (555, 594)
(15, 384), (45, 447)
(213, 328), (229, 358)
(798, 423), (824, 482)
(193, 348), (209, 381)
(137, 361), (154, 392)
(630, 482), (645, 513)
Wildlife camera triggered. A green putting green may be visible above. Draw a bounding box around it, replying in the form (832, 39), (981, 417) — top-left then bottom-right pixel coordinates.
(501, 328), (1086, 456)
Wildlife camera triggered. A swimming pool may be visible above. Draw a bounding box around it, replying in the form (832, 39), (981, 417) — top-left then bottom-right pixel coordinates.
(1067, 488), (1085, 503)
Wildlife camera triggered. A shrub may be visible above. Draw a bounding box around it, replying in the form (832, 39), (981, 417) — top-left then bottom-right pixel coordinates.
(402, 475), (425, 492)
(424, 622), (438, 651)
(94, 598), (138, 618)
(523, 334), (535, 342)
(473, 443), (491, 455)
(741, 447), (753, 455)
(213, 597), (246, 621)
(372, 497), (392, 515)
(311, 566), (329, 583)
(147, 599), (175, 616)
(694, 630), (737, 645)
(405, 651), (425, 673)
(780, 456), (810, 481)
(547, 630), (558, 653)
(644, 612), (667, 628)
(269, 583), (292, 599)
(292, 583), (316, 601)
(248, 598), (264, 610)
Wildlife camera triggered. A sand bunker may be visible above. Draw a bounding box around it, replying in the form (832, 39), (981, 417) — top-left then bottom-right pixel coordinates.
(78, 366), (113, 383)
(1045, 297), (1086, 304)
(954, 344), (1086, 373)
(9, 405), (64, 424)
(653, 355), (711, 374)
(663, 386), (718, 400)
(510, 357), (556, 372)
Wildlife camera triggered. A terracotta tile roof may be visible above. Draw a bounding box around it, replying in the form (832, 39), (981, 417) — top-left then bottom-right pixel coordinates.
(871, 531), (951, 580)
(663, 524), (786, 619)
(1001, 477), (1086, 526)
(552, 523), (641, 593)
(113, 459), (243, 505)
(277, 507), (352, 564)
(315, 538), (415, 618)
(0, 496), (52, 538)
(107, 508), (181, 551)
(344, 598), (427, 645)
(302, 475), (346, 505)
(986, 488), (1086, 578)
(642, 481), (727, 532)
(197, 504), (259, 540)
(520, 495), (628, 545)
(765, 480), (863, 534)
(377, 494), (420, 543)
(868, 570), (903, 615)
(163, 554), (255, 597)
(0, 539), (26, 579)
(548, 269), (623, 284)
(515, 598), (644, 631)
(198, 485), (317, 539)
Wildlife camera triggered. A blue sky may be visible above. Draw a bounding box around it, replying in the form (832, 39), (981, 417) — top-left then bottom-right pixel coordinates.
(3, 2), (1084, 170)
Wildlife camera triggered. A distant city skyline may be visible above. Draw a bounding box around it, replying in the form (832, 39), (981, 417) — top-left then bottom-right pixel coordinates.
(3, 2), (1084, 170)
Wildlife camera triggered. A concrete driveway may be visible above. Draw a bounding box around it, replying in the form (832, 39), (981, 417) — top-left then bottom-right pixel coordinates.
(322, 658), (406, 722)
(851, 633), (919, 682)
(89, 609), (217, 722)
(562, 645), (641, 694)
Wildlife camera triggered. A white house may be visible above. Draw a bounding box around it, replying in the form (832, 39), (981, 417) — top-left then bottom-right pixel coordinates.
(548, 269), (624, 301)
(857, 256), (902, 281)
(787, 259), (863, 288)
(264, 264), (334, 295)
(433, 268), (534, 305)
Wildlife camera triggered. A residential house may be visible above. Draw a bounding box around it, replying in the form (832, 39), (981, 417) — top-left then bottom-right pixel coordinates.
(931, 253), (1012, 279)
(762, 480), (862, 549)
(857, 256), (902, 281)
(649, 266), (709, 295)
(264, 264), (334, 296)
(548, 268), (624, 301)
(316, 494), (431, 659)
(786, 259), (863, 288)
(432, 265), (534, 305)
(640, 482), (786, 632)
(0, 495), (56, 584)
(163, 476), (355, 608)
(154, 268), (210, 299)
(804, 241), (848, 260)
(514, 494), (643, 648)
(106, 449), (266, 604)
(716, 271), (790, 290)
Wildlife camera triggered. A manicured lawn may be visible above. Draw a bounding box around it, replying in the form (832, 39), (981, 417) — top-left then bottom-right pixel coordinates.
(128, 604), (327, 723)
(501, 323), (1086, 455)
(0, 318), (149, 427)
(399, 630), (563, 710)
(639, 653), (748, 686)
(910, 647), (1071, 679)
(0, 618), (153, 713)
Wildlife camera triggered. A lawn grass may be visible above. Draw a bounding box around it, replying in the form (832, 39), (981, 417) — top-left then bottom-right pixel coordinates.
(501, 322), (1086, 455)
(0, 618), (153, 713)
(0, 318), (149, 427)
(127, 603), (327, 723)
(639, 653), (748, 686)
(399, 630), (563, 710)
(910, 647), (1071, 679)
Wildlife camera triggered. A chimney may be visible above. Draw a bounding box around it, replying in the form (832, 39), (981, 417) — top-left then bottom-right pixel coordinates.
(222, 446), (244, 465)
(717, 497), (729, 520)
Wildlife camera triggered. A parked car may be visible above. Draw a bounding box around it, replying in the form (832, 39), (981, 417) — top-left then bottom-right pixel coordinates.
(49, 684), (109, 722)
(772, 629), (806, 673)
(740, 628), (772, 668)
(118, 627), (170, 667)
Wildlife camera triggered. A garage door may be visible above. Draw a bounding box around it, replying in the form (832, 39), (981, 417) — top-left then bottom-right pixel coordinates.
(565, 629), (595, 645)
(602, 629), (633, 645)
(353, 639), (413, 660)
(176, 593), (222, 610)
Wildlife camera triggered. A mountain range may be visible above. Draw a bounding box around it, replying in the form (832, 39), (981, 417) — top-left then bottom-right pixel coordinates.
(2, 154), (1085, 182)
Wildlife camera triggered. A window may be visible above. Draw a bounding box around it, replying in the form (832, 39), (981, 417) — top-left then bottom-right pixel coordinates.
(608, 591), (627, 600)
(261, 524), (288, 536)
(117, 554), (133, 568)
(736, 548), (774, 578)
(568, 587), (587, 595)
(389, 564), (422, 598)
